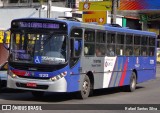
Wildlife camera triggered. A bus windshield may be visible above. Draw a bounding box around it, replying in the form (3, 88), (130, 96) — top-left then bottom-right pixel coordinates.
(10, 31), (67, 65)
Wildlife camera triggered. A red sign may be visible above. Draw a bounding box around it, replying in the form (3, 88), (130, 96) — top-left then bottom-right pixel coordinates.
(26, 82), (37, 87)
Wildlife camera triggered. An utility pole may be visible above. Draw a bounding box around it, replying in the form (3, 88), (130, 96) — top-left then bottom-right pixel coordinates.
(111, 0), (117, 24)
(47, 0), (52, 18)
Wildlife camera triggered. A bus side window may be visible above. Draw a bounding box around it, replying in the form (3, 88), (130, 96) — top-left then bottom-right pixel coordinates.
(84, 44), (95, 55)
(149, 47), (155, 56)
(125, 46), (133, 56)
(141, 47), (147, 56)
(95, 45), (105, 56)
(107, 33), (115, 44)
(134, 46), (140, 56)
(141, 36), (148, 45)
(84, 29), (95, 56)
(95, 47), (102, 56)
(106, 45), (115, 56)
(74, 39), (82, 57)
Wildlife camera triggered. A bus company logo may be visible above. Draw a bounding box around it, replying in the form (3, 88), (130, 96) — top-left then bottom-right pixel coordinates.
(24, 72), (30, 76)
(105, 61), (113, 67)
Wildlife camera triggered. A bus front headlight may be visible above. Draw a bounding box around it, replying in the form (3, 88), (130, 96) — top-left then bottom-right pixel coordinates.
(12, 74), (17, 78)
(50, 71), (67, 81)
(9, 70), (17, 78)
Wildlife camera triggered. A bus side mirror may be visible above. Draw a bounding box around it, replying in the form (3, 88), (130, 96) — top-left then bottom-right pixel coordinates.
(3, 29), (10, 50)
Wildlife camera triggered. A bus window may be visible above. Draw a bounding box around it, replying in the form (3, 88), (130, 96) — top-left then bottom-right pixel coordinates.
(141, 36), (148, 45)
(96, 31), (106, 43)
(96, 44), (105, 56)
(84, 30), (95, 42)
(70, 28), (82, 57)
(116, 45), (124, 55)
(149, 47), (155, 56)
(149, 38), (155, 46)
(126, 34), (133, 44)
(107, 32), (116, 44)
(125, 46), (133, 56)
(117, 33), (124, 44)
(134, 35), (141, 45)
(96, 31), (106, 56)
(134, 46), (140, 56)
(74, 39), (82, 57)
(71, 28), (82, 38)
(84, 43), (95, 55)
(106, 45), (115, 56)
(141, 47), (148, 56)
(84, 29), (95, 56)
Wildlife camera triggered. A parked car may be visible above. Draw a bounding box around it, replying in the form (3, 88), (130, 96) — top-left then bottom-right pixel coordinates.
(0, 61), (8, 90)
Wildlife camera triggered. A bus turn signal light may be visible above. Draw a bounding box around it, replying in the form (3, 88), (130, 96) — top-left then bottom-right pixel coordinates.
(50, 71), (67, 81)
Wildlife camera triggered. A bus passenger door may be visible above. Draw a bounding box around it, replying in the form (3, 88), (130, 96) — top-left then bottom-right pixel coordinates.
(68, 28), (83, 92)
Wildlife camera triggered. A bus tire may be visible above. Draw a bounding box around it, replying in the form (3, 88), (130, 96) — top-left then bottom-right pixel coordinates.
(31, 91), (44, 98)
(127, 72), (137, 92)
(77, 75), (91, 99)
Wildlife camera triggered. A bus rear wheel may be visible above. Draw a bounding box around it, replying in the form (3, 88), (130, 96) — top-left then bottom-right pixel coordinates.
(77, 75), (91, 99)
(31, 91), (44, 98)
(127, 72), (137, 92)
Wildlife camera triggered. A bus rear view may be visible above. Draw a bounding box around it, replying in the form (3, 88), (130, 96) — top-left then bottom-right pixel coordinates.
(7, 19), (69, 96)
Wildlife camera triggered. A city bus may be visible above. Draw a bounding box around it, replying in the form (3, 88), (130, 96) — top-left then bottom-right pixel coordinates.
(4, 18), (157, 99)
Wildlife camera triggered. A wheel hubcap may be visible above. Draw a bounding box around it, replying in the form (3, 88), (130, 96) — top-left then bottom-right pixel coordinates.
(83, 80), (89, 94)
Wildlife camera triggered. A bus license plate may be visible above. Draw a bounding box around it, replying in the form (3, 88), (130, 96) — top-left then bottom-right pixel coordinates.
(26, 82), (37, 87)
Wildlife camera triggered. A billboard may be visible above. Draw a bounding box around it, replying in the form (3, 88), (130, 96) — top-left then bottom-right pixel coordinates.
(119, 0), (160, 10)
(79, 1), (112, 11)
(82, 11), (107, 25)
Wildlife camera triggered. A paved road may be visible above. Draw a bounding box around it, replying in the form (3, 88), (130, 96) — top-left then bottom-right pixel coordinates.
(0, 65), (160, 113)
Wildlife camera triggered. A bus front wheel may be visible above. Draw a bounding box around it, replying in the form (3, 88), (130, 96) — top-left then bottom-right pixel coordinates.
(127, 72), (137, 92)
(77, 75), (91, 99)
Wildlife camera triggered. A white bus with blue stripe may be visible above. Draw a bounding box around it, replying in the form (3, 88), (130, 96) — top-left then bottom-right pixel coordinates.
(4, 18), (157, 99)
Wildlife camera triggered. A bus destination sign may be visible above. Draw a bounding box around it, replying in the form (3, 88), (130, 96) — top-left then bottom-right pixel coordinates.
(19, 22), (60, 29)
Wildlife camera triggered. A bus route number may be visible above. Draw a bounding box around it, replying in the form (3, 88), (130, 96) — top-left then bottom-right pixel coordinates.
(39, 74), (49, 78)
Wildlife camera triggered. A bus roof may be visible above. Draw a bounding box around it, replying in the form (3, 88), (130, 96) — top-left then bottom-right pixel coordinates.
(12, 18), (157, 37)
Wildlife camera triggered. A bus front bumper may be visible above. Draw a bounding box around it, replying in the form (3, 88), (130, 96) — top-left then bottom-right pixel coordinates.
(7, 75), (67, 92)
